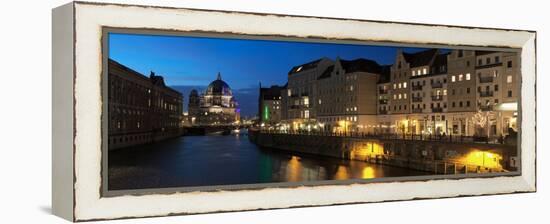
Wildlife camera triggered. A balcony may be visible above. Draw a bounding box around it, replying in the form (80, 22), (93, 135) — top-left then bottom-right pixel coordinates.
(379, 99), (388, 105)
(412, 85), (423, 91)
(479, 91), (494, 97)
(290, 104), (309, 109)
(431, 82), (443, 88)
(378, 109), (388, 115)
(480, 105), (493, 111)
(432, 108), (443, 113)
(431, 95), (444, 101)
(412, 108), (423, 113)
(476, 62), (503, 70)
(379, 89), (389, 94)
(412, 97), (423, 102)
(479, 76), (494, 83)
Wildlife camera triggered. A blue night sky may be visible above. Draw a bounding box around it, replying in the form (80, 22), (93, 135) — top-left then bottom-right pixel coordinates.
(109, 33), (431, 117)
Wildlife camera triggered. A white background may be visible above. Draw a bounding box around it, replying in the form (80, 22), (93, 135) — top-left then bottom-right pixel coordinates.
(0, 0), (546, 223)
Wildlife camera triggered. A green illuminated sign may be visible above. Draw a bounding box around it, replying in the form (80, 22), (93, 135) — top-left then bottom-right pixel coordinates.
(264, 105), (269, 121)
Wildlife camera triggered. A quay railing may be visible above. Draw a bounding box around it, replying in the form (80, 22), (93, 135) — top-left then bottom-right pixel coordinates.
(257, 129), (509, 145)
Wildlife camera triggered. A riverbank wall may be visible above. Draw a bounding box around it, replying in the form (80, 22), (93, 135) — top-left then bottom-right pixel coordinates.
(248, 130), (518, 174)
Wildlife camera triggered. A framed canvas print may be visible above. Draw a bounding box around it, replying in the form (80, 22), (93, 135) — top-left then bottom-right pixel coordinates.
(52, 1), (536, 222)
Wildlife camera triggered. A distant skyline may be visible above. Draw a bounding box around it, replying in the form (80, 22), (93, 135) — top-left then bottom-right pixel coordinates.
(108, 33), (434, 117)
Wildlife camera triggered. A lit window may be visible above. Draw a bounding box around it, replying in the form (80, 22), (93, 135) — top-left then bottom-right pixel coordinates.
(350, 85), (354, 91)
(404, 93), (407, 99)
(458, 74), (463, 81)
(423, 68), (427, 75)
(287, 89), (292, 96)
(443, 89), (447, 96)
(318, 99), (322, 105)
(304, 110), (309, 118)
(451, 75), (456, 82)
(393, 84), (397, 89)
(507, 75), (513, 83)
(393, 94), (397, 100)
(412, 70), (416, 76)
(354, 116), (358, 122)
(403, 82), (407, 88)
(354, 106), (357, 111)
(466, 73), (471, 80)
(303, 97), (309, 105)
(398, 83), (402, 89)
(398, 94), (402, 99)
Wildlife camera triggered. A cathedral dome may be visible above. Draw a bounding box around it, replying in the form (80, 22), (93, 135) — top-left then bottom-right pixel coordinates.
(206, 72), (232, 96)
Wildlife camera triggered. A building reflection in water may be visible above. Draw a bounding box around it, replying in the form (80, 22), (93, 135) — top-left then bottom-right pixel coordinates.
(109, 135), (429, 190)
(275, 152), (415, 182)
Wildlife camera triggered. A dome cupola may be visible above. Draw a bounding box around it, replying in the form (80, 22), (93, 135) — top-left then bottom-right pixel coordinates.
(206, 72), (232, 96)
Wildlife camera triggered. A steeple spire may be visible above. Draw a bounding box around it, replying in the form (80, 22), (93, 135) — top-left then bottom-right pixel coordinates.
(217, 72), (222, 80)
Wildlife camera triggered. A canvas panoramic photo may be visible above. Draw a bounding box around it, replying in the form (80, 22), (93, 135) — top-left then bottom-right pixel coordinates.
(105, 31), (520, 192)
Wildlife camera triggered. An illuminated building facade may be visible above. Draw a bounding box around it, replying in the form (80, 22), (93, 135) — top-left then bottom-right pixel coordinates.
(259, 85), (284, 125)
(108, 59), (183, 150)
(275, 49), (519, 140)
(188, 73), (240, 125)
(282, 57), (333, 127)
(316, 58), (385, 133)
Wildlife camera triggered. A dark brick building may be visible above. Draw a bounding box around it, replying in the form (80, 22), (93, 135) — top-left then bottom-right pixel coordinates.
(108, 59), (183, 150)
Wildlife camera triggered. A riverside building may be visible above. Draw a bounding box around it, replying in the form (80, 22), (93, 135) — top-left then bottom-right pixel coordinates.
(108, 59), (184, 150)
(259, 85), (284, 125)
(275, 48), (519, 141)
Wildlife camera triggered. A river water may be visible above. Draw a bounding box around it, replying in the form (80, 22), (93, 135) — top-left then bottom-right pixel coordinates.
(108, 132), (430, 190)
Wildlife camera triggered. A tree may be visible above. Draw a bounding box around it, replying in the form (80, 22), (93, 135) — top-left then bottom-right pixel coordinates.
(473, 110), (495, 137)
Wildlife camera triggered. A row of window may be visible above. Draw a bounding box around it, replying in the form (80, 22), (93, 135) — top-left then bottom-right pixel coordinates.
(393, 82), (407, 89)
(411, 68), (428, 76)
(451, 73), (471, 82)
(478, 56), (501, 66)
(319, 116), (358, 123)
(318, 106), (358, 115)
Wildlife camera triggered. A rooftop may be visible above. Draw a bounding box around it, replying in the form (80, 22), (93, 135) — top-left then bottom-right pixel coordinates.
(402, 49), (438, 68)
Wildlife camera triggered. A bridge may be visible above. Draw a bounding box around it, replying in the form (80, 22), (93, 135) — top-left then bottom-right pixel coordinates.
(184, 124), (252, 136)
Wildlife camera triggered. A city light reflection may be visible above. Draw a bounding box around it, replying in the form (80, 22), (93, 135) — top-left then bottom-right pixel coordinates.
(334, 165), (350, 180)
(460, 150), (502, 169)
(362, 166), (375, 179)
(286, 156), (302, 182)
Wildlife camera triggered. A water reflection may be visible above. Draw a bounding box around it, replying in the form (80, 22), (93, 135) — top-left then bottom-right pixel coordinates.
(108, 134), (429, 190)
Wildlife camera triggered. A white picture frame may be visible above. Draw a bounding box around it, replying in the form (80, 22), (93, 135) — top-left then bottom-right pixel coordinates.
(52, 1), (536, 221)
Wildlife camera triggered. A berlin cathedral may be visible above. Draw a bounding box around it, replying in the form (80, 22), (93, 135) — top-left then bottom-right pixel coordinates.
(188, 73), (240, 125)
